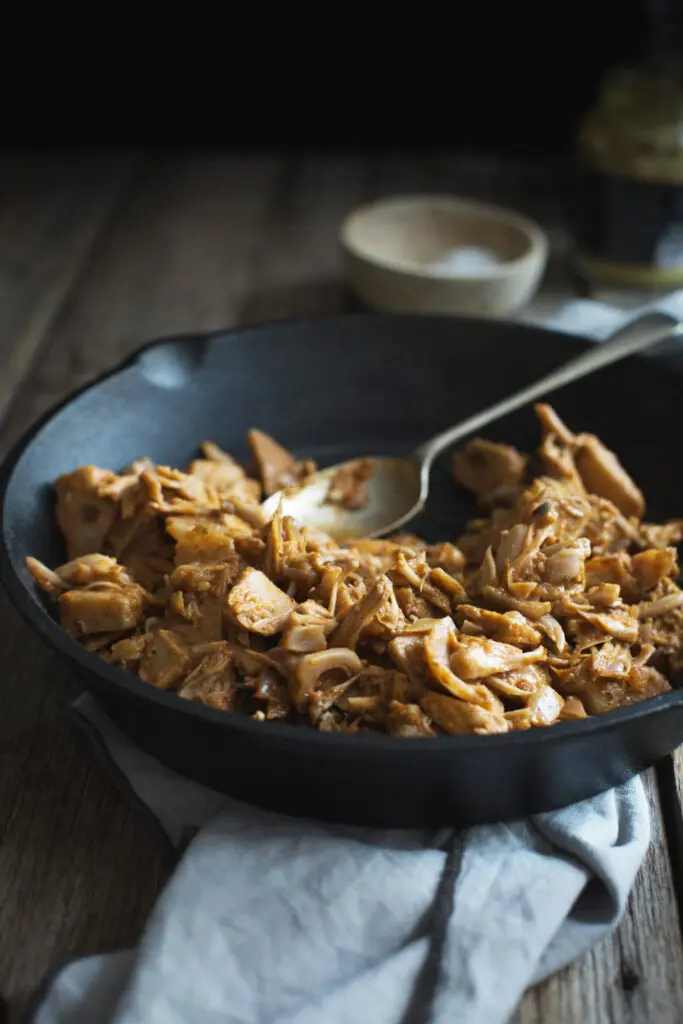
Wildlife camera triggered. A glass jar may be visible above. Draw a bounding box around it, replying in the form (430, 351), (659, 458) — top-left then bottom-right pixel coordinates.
(573, 59), (683, 288)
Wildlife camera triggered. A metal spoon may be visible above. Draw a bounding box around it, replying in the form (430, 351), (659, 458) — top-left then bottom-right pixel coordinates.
(261, 312), (683, 541)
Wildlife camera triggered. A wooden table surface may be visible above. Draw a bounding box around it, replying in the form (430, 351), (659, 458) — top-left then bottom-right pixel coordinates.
(1, 150), (683, 1024)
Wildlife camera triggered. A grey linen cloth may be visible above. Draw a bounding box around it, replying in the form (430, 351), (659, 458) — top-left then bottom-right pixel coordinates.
(32, 293), (683, 1024)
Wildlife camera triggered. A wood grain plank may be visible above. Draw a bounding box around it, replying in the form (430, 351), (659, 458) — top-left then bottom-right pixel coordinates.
(513, 770), (683, 1023)
(2, 150), (682, 1024)
(0, 152), (284, 458)
(0, 150), (371, 1015)
(0, 610), (173, 1006)
(237, 153), (368, 323)
(0, 153), (285, 1012)
(662, 749), (683, 902)
(0, 153), (139, 426)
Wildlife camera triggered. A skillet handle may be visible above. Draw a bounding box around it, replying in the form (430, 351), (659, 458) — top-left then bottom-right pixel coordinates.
(414, 310), (683, 476)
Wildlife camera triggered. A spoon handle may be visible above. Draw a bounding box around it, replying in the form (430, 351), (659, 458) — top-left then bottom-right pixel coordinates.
(415, 311), (683, 473)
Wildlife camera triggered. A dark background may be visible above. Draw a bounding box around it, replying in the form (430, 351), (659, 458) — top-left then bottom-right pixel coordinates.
(0, 0), (657, 156)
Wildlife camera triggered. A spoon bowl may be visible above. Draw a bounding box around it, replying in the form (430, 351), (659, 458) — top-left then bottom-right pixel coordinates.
(260, 456), (423, 541)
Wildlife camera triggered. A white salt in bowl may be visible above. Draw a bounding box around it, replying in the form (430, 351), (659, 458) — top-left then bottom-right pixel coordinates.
(340, 195), (549, 316)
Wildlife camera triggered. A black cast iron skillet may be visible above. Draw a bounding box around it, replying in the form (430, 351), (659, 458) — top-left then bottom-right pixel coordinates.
(2, 313), (683, 828)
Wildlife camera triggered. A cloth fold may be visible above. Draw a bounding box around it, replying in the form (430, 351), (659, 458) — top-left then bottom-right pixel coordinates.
(33, 290), (683, 1024)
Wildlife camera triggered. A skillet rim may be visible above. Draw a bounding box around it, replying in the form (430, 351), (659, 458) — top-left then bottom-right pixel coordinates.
(1, 310), (682, 755)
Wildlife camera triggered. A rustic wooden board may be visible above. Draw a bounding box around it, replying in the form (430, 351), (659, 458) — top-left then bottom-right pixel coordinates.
(0, 153), (139, 430)
(237, 154), (368, 323)
(0, 151), (682, 1024)
(0, 153), (283, 457)
(513, 770), (683, 1024)
(0, 601), (173, 1012)
(664, 748), (683, 902)
(0, 151), (371, 1015)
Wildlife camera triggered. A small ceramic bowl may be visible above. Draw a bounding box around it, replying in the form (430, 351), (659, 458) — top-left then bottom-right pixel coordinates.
(340, 194), (549, 317)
